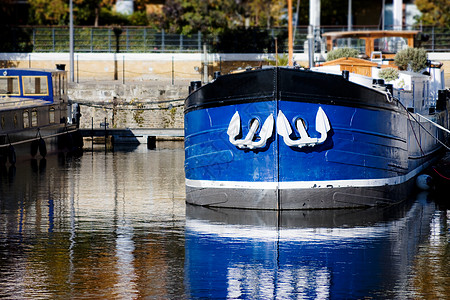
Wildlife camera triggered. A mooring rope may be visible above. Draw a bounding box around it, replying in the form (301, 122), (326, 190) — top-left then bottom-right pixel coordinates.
(79, 102), (184, 111)
(397, 98), (450, 181)
(397, 99), (450, 152)
(432, 166), (450, 181)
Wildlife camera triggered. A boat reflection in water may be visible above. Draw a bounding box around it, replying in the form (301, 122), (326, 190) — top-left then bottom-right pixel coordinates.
(0, 147), (187, 299)
(185, 194), (437, 299)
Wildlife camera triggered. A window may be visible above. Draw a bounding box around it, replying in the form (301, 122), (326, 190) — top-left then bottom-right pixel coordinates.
(59, 74), (62, 97)
(49, 107), (55, 123)
(61, 74), (66, 95)
(52, 75), (57, 97)
(32, 110), (38, 127)
(333, 38), (366, 54)
(23, 110), (30, 128)
(0, 76), (20, 95)
(22, 76), (49, 96)
(374, 37), (407, 54)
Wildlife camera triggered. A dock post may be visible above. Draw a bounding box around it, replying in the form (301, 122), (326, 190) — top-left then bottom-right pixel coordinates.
(91, 117), (94, 151)
(147, 136), (156, 149)
(104, 117), (107, 149)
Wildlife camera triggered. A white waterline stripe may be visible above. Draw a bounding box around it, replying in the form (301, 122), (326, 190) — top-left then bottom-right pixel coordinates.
(186, 161), (430, 190)
(185, 179), (278, 189)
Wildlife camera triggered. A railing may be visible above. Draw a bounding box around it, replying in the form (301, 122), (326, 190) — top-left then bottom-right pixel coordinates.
(2, 25), (450, 53)
(31, 27), (203, 53)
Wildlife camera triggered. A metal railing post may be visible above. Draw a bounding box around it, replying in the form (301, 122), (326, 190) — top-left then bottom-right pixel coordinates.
(126, 28), (129, 52)
(108, 28), (112, 52)
(432, 26), (435, 52)
(52, 27), (55, 52)
(144, 28), (147, 51)
(90, 28), (94, 52)
(161, 29), (165, 51)
(32, 28), (36, 51)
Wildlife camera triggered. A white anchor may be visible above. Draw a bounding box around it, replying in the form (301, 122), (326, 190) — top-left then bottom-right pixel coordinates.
(227, 111), (274, 149)
(276, 107), (331, 148)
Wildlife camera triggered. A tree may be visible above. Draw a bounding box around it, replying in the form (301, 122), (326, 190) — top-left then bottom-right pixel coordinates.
(415, 0), (450, 28)
(240, 0), (286, 28)
(28, 0), (68, 25)
(28, 0), (116, 26)
(162, 0), (240, 36)
(213, 27), (286, 53)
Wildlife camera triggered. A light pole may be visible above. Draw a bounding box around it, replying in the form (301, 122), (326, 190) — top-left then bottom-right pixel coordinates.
(288, 0), (293, 66)
(69, 0), (74, 82)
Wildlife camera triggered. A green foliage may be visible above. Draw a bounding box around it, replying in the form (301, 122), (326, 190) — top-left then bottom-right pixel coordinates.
(394, 48), (428, 72)
(28, 0), (68, 25)
(128, 11), (149, 26)
(162, 0), (239, 37)
(98, 7), (129, 26)
(213, 28), (286, 53)
(240, 0), (287, 27)
(73, 0), (102, 25)
(326, 48), (359, 61)
(0, 27), (33, 52)
(415, 0), (450, 28)
(27, 0), (142, 26)
(132, 101), (144, 127)
(378, 68), (399, 82)
(266, 53), (289, 66)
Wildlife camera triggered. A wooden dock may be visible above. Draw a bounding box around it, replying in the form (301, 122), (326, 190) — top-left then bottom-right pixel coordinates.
(79, 128), (184, 145)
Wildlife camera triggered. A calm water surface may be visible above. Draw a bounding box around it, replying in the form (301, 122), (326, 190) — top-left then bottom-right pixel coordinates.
(0, 144), (448, 299)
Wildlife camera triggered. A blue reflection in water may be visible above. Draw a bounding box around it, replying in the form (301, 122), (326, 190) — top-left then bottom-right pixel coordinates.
(185, 193), (436, 299)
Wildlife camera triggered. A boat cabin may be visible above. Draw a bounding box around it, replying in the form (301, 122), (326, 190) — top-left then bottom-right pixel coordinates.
(322, 30), (418, 60)
(316, 31), (445, 117)
(0, 68), (67, 104)
(0, 68), (68, 132)
(320, 57), (380, 77)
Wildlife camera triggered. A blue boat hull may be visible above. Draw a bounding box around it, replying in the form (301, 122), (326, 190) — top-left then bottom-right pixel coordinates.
(184, 68), (448, 209)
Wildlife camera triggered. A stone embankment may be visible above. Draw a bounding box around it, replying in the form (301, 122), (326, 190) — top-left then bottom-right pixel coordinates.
(69, 79), (189, 130)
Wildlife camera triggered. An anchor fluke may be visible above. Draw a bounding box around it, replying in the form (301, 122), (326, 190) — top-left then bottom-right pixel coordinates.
(227, 112), (274, 149)
(276, 107), (331, 148)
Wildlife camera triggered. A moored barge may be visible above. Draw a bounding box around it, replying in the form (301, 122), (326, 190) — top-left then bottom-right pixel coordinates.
(184, 31), (449, 210)
(0, 67), (82, 164)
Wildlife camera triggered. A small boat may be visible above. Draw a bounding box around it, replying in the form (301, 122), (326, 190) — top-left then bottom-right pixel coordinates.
(184, 29), (450, 210)
(0, 67), (82, 164)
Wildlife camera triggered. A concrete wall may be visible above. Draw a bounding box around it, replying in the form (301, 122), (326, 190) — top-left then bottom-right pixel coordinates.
(0, 53), (305, 82)
(1, 52), (448, 82)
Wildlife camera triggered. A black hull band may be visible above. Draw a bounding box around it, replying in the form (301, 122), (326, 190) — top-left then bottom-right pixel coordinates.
(185, 67), (400, 114)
